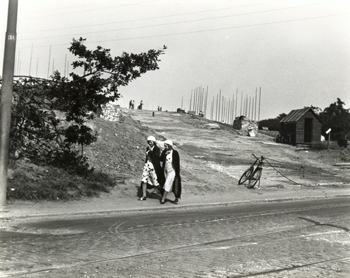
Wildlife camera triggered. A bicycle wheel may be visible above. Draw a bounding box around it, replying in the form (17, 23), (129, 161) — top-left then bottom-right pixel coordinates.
(246, 169), (262, 189)
(238, 167), (253, 185)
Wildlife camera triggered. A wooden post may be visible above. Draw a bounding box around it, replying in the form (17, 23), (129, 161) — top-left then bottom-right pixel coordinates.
(202, 86), (204, 113)
(216, 94), (219, 121)
(228, 98), (231, 124)
(198, 87), (201, 114)
(35, 58), (38, 77)
(221, 97), (223, 123)
(223, 97), (226, 123)
(47, 45), (51, 78)
(242, 95), (244, 116)
(227, 98), (230, 123)
(197, 86), (200, 114)
(29, 43), (33, 75)
(218, 90), (221, 121)
(201, 87), (204, 116)
(204, 86), (208, 117)
(258, 87), (261, 121)
(192, 89), (194, 111)
(231, 94), (235, 124)
(224, 98), (226, 123)
(235, 89), (238, 118)
(64, 54), (67, 78)
(240, 91), (243, 116)
(222, 97), (225, 123)
(0, 0), (19, 207)
(198, 86), (201, 113)
(246, 95), (249, 117)
(254, 88), (257, 121)
(243, 95), (246, 116)
(211, 96), (214, 120)
(247, 96), (251, 119)
(189, 90), (193, 111)
(326, 128), (332, 149)
(194, 88), (196, 113)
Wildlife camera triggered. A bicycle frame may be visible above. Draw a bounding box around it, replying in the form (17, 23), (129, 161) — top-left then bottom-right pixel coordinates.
(238, 154), (264, 189)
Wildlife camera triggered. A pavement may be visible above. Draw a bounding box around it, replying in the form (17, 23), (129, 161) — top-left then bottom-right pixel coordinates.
(0, 182), (349, 221)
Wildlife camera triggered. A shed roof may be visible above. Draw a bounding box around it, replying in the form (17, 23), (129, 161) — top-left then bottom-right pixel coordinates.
(280, 107), (320, 123)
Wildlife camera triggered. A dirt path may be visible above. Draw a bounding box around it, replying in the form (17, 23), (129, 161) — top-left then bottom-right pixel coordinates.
(126, 109), (350, 195)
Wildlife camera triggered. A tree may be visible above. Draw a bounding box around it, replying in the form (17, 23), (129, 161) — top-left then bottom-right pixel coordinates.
(259, 113), (287, 131)
(319, 98), (350, 140)
(8, 77), (63, 163)
(2, 38), (166, 172)
(310, 105), (322, 115)
(51, 37), (166, 123)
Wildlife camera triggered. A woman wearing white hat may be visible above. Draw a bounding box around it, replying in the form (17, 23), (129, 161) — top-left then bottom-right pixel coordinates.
(139, 136), (163, 201)
(159, 139), (181, 204)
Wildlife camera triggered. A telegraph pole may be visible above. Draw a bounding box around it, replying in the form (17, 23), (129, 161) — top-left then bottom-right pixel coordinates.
(0, 0), (19, 207)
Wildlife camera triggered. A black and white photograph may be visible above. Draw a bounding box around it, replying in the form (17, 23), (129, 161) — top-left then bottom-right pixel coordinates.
(0, 0), (349, 277)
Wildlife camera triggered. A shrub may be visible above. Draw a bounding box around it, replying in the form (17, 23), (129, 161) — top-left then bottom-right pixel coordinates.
(340, 148), (350, 162)
(50, 149), (93, 176)
(7, 165), (115, 201)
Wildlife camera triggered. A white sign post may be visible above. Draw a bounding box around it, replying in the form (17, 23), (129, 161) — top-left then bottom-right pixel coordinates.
(326, 128), (332, 149)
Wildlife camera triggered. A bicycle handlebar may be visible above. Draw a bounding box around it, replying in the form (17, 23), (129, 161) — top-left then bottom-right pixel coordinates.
(252, 154), (265, 160)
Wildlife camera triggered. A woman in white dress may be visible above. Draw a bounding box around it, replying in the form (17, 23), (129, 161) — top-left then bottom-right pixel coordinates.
(159, 140), (181, 204)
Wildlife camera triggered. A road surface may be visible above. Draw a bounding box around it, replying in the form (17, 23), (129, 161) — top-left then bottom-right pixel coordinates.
(1, 198), (349, 277)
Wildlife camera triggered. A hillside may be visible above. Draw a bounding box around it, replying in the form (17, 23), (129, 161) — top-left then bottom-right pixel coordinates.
(7, 111), (159, 200)
(82, 112), (167, 197)
(125, 109), (350, 193)
(7, 108), (350, 201)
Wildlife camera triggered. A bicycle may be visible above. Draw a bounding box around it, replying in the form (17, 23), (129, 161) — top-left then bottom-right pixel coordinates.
(238, 154), (265, 189)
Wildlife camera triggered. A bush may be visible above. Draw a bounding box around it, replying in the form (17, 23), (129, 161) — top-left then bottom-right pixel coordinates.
(50, 149), (93, 176)
(340, 148), (350, 162)
(7, 165), (115, 201)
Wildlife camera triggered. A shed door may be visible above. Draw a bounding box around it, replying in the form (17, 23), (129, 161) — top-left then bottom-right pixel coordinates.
(304, 118), (313, 143)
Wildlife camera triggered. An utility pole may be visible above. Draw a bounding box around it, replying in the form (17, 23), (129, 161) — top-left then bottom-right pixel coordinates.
(0, 0), (18, 208)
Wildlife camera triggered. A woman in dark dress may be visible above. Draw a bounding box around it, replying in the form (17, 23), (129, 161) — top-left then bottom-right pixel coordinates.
(139, 136), (163, 200)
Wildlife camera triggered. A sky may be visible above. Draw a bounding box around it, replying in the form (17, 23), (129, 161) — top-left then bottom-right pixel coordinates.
(0, 0), (349, 121)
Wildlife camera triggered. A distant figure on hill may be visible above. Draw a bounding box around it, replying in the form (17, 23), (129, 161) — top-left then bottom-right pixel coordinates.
(159, 139), (181, 204)
(138, 100), (143, 110)
(129, 100), (135, 109)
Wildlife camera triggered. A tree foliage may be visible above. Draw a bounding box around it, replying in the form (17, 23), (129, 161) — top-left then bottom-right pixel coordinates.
(258, 113), (287, 131)
(2, 38), (166, 173)
(52, 37), (166, 123)
(7, 77), (64, 164)
(319, 98), (350, 140)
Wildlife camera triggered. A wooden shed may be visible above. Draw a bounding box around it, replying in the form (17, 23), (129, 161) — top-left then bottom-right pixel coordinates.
(279, 107), (322, 145)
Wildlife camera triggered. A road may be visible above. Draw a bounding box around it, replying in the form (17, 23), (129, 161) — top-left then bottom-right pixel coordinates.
(1, 198), (349, 277)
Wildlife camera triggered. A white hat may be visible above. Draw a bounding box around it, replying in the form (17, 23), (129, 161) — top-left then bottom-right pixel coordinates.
(147, 136), (156, 142)
(164, 139), (173, 146)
